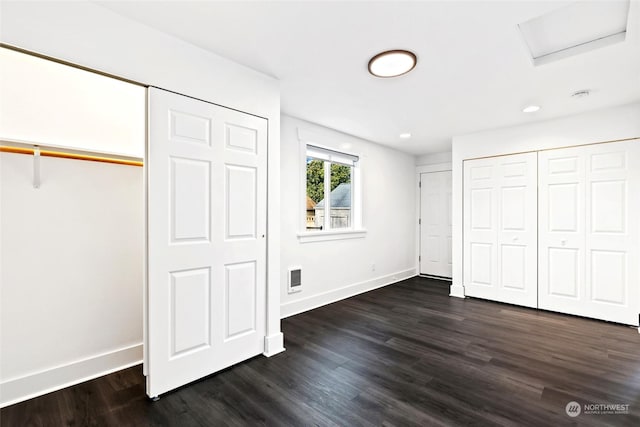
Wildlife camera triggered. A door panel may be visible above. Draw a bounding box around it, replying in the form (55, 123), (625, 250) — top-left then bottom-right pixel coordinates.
(171, 158), (211, 242)
(538, 141), (639, 325)
(590, 250), (625, 304)
(463, 152), (537, 308)
(548, 183), (579, 232)
(501, 244), (525, 289)
(147, 88), (267, 398)
(591, 180), (625, 233)
(470, 243), (492, 285)
(225, 261), (257, 339)
(501, 186), (525, 230)
(538, 146), (585, 317)
(547, 248), (579, 298)
(170, 268), (211, 357)
(470, 189), (492, 229)
(226, 165), (257, 239)
(419, 170), (452, 277)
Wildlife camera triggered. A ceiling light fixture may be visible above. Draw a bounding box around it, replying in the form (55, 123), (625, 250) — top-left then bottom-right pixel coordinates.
(368, 50), (417, 78)
(522, 105), (541, 113)
(399, 133), (412, 139)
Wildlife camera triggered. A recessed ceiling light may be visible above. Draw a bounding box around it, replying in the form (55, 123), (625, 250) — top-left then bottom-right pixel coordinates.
(399, 133), (412, 139)
(368, 50), (417, 78)
(522, 105), (541, 113)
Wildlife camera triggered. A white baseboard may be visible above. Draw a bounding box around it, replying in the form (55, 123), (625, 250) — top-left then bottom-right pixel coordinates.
(263, 332), (285, 357)
(449, 284), (465, 298)
(0, 343), (143, 408)
(281, 268), (417, 318)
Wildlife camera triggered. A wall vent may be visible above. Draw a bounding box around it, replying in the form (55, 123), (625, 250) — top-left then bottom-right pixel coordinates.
(288, 267), (302, 293)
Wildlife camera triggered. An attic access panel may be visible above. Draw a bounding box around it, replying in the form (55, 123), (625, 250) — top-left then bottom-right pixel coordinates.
(518, 0), (630, 66)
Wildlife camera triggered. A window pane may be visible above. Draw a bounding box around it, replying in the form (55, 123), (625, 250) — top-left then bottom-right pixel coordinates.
(306, 158), (324, 230)
(329, 163), (352, 229)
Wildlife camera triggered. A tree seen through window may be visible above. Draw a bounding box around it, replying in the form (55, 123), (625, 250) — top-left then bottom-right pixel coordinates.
(306, 158), (352, 230)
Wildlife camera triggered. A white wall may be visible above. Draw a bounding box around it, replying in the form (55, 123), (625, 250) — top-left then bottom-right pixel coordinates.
(0, 0), (283, 405)
(0, 153), (143, 406)
(416, 151), (452, 166)
(280, 115), (417, 317)
(450, 102), (640, 297)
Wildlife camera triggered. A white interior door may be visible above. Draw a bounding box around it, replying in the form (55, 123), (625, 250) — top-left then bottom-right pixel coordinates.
(420, 170), (452, 277)
(147, 88), (267, 398)
(463, 152), (537, 308)
(539, 141), (640, 325)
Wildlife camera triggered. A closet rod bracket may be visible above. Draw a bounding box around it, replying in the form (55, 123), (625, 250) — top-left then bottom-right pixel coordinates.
(33, 145), (40, 189)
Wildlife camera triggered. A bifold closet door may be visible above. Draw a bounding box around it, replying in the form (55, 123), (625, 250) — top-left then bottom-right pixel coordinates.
(147, 88), (267, 398)
(420, 170), (452, 278)
(463, 152), (537, 308)
(539, 141), (640, 325)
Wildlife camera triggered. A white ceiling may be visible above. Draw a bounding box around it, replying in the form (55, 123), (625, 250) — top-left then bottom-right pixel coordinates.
(98, 1), (640, 155)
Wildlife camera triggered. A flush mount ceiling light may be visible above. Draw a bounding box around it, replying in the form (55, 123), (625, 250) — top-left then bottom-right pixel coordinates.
(368, 50), (417, 78)
(399, 132), (412, 139)
(522, 105), (541, 113)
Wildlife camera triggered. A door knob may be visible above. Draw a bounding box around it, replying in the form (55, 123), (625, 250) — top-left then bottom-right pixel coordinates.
(561, 239), (567, 246)
(512, 236), (519, 242)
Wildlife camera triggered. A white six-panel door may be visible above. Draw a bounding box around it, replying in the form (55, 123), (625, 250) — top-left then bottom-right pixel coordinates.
(147, 88), (267, 398)
(538, 141), (640, 325)
(463, 153), (538, 308)
(420, 171), (452, 277)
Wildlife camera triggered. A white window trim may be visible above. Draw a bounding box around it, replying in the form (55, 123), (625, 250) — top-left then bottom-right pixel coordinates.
(297, 127), (366, 242)
(297, 229), (367, 243)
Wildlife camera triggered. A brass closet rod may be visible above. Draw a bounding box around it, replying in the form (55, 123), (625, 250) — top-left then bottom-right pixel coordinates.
(0, 142), (144, 167)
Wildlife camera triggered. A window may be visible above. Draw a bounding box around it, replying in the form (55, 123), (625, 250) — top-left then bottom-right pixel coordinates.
(305, 145), (358, 232)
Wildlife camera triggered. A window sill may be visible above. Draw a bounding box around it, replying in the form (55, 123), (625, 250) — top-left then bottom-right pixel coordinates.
(297, 229), (367, 243)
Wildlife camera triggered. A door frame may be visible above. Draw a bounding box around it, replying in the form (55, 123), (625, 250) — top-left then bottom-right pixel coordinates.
(416, 162), (452, 277)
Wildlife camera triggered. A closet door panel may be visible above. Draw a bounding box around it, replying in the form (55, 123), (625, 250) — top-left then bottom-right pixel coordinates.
(584, 142), (639, 325)
(539, 147), (586, 315)
(147, 88), (268, 398)
(497, 153), (537, 307)
(539, 140), (639, 325)
(547, 247), (579, 298)
(463, 152), (537, 307)
(464, 159), (498, 298)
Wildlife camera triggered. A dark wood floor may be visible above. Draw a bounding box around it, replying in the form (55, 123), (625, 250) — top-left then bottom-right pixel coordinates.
(3, 277), (640, 426)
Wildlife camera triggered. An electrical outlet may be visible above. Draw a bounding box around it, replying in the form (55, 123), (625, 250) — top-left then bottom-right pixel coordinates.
(371, 263), (376, 272)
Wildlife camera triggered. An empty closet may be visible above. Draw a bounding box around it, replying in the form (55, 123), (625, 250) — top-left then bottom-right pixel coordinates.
(463, 139), (640, 325)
